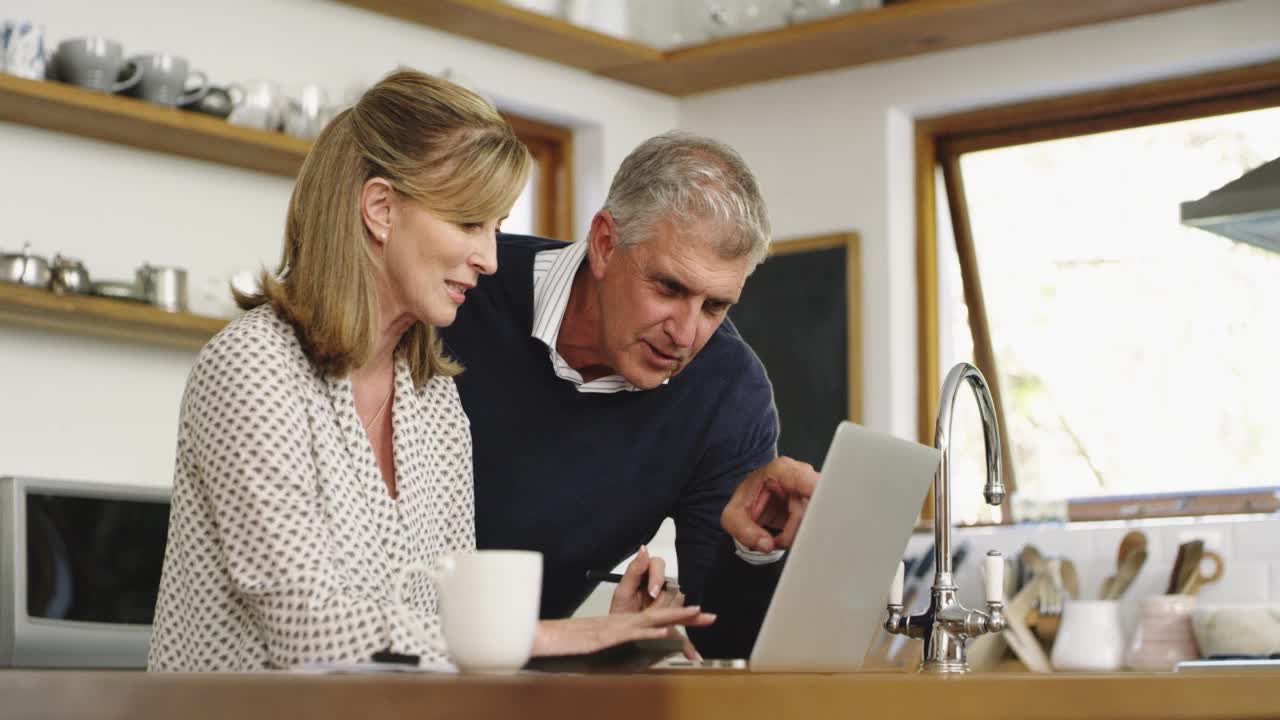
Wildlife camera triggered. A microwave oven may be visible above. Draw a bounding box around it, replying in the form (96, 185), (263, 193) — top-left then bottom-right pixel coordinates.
(0, 476), (170, 668)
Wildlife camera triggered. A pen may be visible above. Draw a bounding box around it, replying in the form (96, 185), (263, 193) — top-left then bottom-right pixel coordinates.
(585, 569), (680, 593)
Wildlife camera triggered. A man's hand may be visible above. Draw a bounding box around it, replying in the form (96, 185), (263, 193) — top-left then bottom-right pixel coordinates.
(721, 456), (819, 553)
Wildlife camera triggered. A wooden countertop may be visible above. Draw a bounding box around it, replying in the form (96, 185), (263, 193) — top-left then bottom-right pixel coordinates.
(3, 670), (1279, 720)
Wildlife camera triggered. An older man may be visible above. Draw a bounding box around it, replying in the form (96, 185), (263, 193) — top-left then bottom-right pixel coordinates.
(441, 132), (818, 658)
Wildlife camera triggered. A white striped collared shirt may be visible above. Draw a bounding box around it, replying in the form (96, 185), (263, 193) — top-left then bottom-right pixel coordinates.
(529, 240), (784, 565)
(531, 240), (667, 393)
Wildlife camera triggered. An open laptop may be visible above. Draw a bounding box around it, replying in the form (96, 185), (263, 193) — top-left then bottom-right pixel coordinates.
(655, 421), (937, 672)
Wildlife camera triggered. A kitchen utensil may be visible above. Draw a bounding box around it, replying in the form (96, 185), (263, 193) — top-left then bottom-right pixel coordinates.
(1059, 558), (1080, 600)
(1006, 576), (1052, 672)
(1042, 558), (1065, 616)
(1019, 544), (1044, 590)
(51, 37), (142, 94)
(1127, 594), (1200, 671)
(1118, 530), (1148, 565)
(1168, 540), (1204, 594)
(188, 85), (241, 119)
(136, 263), (188, 312)
(1101, 530), (1148, 599)
(2, 20), (47, 80)
(1104, 548), (1148, 601)
(227, 79), (285, 131)
(50, 254), (91, 294)
(125, 53), (209, 107)
(1051, 599), (1125, 672)
(1178, 550), (1225, 596)
(283, 84), (334, 140)
(92, 280), (146, 302)
(0, 244), (51, 288)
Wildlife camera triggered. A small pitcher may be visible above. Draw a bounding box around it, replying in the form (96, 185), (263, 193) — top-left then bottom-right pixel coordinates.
(1050, 599), (1126, 671)
(1126, 594), (1200, 671)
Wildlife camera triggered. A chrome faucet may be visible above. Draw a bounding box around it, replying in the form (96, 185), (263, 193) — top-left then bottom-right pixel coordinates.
(884, 362), (1008, 673)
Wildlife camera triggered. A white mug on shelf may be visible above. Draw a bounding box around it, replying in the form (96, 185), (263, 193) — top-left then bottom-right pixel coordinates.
(395, 550), (542, 672)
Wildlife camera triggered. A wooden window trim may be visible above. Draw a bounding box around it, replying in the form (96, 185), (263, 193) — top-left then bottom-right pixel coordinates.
(502, 112), (575, 240)
(914, 59), (1280, 525)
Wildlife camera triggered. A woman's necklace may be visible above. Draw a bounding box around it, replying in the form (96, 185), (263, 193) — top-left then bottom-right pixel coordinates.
(362, 385), (393, 432)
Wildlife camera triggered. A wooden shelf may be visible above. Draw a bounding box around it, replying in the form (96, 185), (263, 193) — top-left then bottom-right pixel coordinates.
(0, 73), (309, 176)
(340, 0), (662, 72)
(338, 0), (1222, 96)
(0, 282), (228, 350)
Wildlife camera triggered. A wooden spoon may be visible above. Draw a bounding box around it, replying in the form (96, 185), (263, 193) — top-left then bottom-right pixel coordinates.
(1101, 531), (1148, 599)
(1107, 548), (1148, 600)
(1117, 530), (1148, 565)
(1059, 558), (1080, 601)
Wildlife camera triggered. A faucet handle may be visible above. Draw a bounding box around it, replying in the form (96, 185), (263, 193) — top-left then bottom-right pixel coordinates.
(889, 560), (905, 606)
(984, 551), (1004, 604)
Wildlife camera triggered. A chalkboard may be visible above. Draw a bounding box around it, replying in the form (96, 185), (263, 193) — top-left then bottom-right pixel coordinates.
(730, 233), (861, 470)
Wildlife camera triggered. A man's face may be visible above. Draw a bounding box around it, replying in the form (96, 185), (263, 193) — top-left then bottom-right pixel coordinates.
(592, 217), (750, 390)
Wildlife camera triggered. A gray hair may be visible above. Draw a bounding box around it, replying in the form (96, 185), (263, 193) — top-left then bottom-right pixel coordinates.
(603, 131), (771, 271)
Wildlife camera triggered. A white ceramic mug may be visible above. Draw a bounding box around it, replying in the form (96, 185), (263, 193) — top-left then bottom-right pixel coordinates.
(1050, 599), (1126, 671)
(3, 21), (47, 80)
(227, 79), (285, 131)
(396, 550), (542, 672)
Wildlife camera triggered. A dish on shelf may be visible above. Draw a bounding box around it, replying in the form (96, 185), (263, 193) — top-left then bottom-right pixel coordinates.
(91, 280), (147, 303)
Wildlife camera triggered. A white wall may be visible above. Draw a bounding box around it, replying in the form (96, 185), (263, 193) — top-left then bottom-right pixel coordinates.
(0, 0), (678, 487)
(679, 0), (1280, 442)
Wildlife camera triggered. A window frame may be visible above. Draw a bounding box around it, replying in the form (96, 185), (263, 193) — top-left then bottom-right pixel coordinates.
(914, 59), (1280, 524)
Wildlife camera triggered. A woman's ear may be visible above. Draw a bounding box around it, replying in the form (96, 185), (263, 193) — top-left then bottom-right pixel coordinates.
(360, 177), (395, 250)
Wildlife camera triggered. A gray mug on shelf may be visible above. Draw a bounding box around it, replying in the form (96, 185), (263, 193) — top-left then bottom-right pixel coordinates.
(52, 37), (141, 94)
(126, 53), (209, 107)
(136, 263), (188, 312)
(188, 84), (242, 119)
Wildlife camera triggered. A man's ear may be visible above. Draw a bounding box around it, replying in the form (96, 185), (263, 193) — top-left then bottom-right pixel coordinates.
(586, 210), (620, 280)
(360, 177), (395, 250)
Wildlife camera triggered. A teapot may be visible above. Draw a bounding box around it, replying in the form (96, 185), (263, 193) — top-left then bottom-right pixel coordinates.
(50, 254), (92, 294)
(0, 244), (51, 288)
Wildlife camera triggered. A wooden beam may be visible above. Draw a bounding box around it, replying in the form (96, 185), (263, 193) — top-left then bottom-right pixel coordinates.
(939, 154), (1019, 506)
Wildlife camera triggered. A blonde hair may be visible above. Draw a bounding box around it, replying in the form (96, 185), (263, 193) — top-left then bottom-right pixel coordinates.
(239, 70), (531, 386)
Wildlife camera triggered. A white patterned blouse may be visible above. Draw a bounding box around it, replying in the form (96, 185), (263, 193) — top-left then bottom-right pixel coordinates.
(148, 304), (476, 671)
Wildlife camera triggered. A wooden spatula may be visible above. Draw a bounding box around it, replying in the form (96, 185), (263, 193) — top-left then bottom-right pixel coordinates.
(1168, 540), (1204, 594)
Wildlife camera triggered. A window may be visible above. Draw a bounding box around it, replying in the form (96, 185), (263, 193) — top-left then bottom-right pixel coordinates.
(502, 113), (573, 239)
(917, 61), (1280, 524)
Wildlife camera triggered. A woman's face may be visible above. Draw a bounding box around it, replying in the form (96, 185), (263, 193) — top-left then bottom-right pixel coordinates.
(384, 193), (501, 327)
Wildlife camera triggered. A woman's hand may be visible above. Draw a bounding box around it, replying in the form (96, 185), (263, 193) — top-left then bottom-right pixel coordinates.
(609, 545), (683, 614)
(531, 605), (715, 658)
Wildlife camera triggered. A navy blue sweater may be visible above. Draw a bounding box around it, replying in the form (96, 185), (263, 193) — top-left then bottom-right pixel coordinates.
(441, 234), (783, 658)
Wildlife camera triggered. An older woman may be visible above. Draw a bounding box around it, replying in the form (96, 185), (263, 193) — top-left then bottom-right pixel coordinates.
(147, 70), (709, 672)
